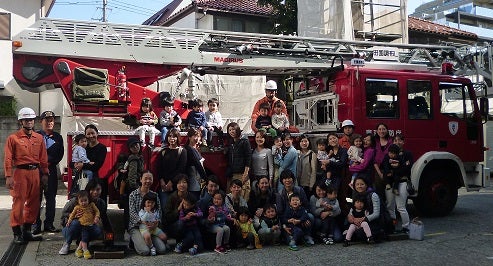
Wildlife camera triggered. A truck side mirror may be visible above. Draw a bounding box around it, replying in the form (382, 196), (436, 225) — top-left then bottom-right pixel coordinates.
(480, 97), (489, 121)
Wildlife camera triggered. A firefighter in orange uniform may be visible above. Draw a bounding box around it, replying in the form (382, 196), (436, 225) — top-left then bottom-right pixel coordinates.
(251, 80), (288, 132)
(4, 107), (49, 245)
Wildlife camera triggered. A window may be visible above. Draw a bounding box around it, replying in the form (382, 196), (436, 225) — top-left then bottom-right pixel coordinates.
(366, 79), (399, 118)
(0, 13), (11, 40)
(439, 82), (474, 119)
(214, 16), (271, 33)
(407, 80), (432, 119)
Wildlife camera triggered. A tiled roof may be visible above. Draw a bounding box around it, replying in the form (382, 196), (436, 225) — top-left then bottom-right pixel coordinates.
(408, 16), (477, 39)
(195, 0), (273, 16)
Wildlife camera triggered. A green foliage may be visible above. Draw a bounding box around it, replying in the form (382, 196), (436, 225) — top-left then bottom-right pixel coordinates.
(0, 96), (16, 116)
(258, 0), (298, 35)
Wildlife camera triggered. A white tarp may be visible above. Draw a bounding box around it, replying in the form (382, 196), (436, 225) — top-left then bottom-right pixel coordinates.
(155, 74), (266, 133)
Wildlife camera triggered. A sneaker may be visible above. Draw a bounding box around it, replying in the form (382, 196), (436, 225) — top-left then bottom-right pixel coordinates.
(150, 246), (157, 256)
(343, 240), (350, 247)
(189, 247), (198, 256)
(304, 236), (315, 246)
(44, 225), (60, 233)
(59, 243), (70, 255)
(367, 236), (375, 244)
(75, 248), (83, 258)
(246, 244), (255, 250)
(223, 244), (231, 252)
(400, 228), (409, 234)
(83, 250), (92, 259)
(289, 240), (299, 251)
(174, 242), (183, 253)
(214, 246), (225, 254)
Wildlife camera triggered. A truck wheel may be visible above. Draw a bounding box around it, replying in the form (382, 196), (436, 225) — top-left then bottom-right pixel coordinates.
(414, 170), (458, 217)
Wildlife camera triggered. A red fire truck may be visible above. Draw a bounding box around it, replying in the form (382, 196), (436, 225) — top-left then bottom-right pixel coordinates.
(12, 18), (490, 216)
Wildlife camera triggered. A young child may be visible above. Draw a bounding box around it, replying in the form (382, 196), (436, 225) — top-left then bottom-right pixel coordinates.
(311, 184), (340, 245)
(344, 194), (374, 246)
(235, 207), (262, 249)
(315, 138), (333, 183)
(207, 191), (232, 254)
(347, 134), (364, 189)
(187, 99), (208, 146)
(66, 191), (100, 259)
(159, 99), (182, 148)
(255, 102), (277, 137)
(138, 192), (167, 256)
(382, 144), (405, 195)
(72, 134), (94, 193)
(135, 97), (160, 149)
(256, 204), (281, 245)
(271, 100), (289, 136)
(205, 98), (224, 149)
(282, 193), (314, 251)
(176, 194), (203, 255)
(271, 136), (282, 190)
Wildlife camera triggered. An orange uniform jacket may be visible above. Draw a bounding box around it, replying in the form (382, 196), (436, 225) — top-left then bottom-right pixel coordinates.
(251, 96), (288, 132)
(4, 129), (49, 177)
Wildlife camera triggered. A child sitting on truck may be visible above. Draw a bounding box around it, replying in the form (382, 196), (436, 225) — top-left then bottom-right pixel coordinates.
(271, 100), (289, 136)
(135, 97), (160, 150)
(205, 98), (224, 149)
(255, 102), (277, 137)
(159, 99), (181, 148)
(187, 99), (208, 146)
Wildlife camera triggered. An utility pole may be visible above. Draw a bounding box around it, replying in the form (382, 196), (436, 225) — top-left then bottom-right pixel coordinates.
(102, 0), (107, 22)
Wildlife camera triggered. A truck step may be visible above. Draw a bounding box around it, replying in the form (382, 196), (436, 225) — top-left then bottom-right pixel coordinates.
(72, 100), (129, 117)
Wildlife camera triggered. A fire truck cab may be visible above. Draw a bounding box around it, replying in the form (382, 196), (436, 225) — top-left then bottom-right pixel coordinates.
(11, 18), (490, 216)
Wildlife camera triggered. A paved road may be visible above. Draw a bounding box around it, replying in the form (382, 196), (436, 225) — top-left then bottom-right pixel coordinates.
(1, 183), (492, 266)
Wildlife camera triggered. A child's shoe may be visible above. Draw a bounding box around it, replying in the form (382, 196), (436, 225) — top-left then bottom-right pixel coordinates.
(75, 248), (83, 258)
(189, 247), (198, 255)
(288, 240), (299, 251)
(214, 246), (225, 254)
(83, 250), (92, 259)
(367, 236), (375, 244)
(246, 244), (255, 250)
(323, 237), (334, 245)
(392, 188), (400, 195)
(174, 242), (183, 253)
(385, 184), (392, 190)
(150, 246), (157, 256)
(304, 235), (315, 246)
(343, 240), (350, 247)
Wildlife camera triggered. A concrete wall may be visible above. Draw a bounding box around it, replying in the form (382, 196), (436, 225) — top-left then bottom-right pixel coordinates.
(0, 117), (18, 178)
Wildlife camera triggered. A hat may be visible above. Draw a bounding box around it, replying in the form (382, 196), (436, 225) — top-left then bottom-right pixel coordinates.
(265, 80), (277, 91)
(341, 119), (354, 128)
(40, 111), (55, 119)
(127, 137), (141, 148)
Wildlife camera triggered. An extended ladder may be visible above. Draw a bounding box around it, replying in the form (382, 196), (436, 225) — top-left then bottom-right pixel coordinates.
(13, 18), (490, 78)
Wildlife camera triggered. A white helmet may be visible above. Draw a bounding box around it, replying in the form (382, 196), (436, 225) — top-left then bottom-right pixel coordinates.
(265, 80), (278, 91)
(341, 119), (354, 128)
(18, 107), (36, 120)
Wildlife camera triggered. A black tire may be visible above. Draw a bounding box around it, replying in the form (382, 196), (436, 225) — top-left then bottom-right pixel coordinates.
(414, 169), (458, 217)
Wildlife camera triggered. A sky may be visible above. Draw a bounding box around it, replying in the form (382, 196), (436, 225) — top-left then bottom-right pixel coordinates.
(48, 0), (432, 25)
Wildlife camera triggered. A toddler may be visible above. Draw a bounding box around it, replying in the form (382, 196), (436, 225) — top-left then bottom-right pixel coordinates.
(255, 103), (277, 137)
(344, 194), (374, 246)
(271, 100), (289, 136)
(207, 191), (232, 254)
(236, 207), (262, 249)
(187, 99), (208, 146)
(347, 134), (364, 188)
(313, 184), (340, 245)
(271, 136), (282, 190)
(135, 97), (160, 149)
(67, 191), (100, 259)
(315, 139), (335, 184)
(282, 194), (314, 251)
(176, 194), (203, 255)
(138, 192), (167, 256)
(72, 134), (94, 193)
(159, 99), (182, 147)
(205, 98), (224, 149)
(382, 144), (405, 195)
(256, 204), (281, 245)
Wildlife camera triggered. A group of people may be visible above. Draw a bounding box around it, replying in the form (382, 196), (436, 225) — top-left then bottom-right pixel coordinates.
(4, 80), (414, 259)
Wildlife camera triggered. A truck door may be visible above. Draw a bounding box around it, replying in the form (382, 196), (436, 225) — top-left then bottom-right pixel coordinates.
(436, 82), (483, 162)
(404, 80), (437, 157)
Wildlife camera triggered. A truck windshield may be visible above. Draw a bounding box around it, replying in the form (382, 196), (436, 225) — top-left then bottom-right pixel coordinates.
(439, 82), (474, 119)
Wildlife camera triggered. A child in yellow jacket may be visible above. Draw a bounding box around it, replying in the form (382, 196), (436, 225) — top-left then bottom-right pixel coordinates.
(235, 207), (262, 249)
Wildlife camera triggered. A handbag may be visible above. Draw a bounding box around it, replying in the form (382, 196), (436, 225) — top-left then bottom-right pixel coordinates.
(408, 217), (424, 240)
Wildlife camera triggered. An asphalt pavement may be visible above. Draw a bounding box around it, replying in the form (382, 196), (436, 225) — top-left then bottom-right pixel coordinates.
(0, 181), (492, 266)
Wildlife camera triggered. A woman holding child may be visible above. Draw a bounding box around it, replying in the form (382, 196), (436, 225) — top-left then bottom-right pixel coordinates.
(350, 176), (383, 239)
(128, 171), (166, 256)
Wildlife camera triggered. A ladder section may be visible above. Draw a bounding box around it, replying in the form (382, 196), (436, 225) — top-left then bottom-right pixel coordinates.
(13, 18), (490, 78)
(293, 92), (339, 132)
